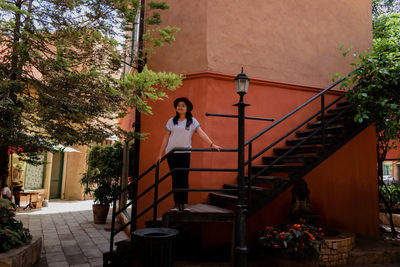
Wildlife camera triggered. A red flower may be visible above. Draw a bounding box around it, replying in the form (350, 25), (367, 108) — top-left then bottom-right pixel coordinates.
(274, 244), (279, 248)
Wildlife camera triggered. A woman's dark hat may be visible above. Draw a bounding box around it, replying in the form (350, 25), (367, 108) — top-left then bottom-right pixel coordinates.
(173, 97), (193, 111)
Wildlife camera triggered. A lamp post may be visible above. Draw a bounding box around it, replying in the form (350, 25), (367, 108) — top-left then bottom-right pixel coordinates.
(234, 68), (250, 267)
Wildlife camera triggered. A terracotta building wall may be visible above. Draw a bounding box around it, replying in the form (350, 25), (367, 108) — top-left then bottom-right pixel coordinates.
(247, 124), (379, 240)
(125, 0), (377, 236)
(149, 0), (372, 88)
(132, 74), (380, 237)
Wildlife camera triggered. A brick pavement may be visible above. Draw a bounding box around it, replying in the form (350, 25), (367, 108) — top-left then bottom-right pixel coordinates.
(15, 200), (128, 267)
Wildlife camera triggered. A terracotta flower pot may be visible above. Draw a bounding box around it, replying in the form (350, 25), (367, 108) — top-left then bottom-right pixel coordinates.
(92, 204), (110, 224)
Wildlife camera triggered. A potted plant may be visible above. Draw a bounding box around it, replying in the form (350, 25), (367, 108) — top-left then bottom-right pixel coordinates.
(258, 219), (325, 266)
(81, 142), (123, 224)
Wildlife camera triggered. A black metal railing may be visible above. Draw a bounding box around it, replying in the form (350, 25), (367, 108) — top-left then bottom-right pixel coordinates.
(108, 69), (357, 258)
(243, 70), (357, 203)
(109, 147), (238, 253)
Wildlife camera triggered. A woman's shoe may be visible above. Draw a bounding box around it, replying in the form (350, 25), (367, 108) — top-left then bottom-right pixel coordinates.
(171, 205), (179, 211)
(183, 204), (190, 212)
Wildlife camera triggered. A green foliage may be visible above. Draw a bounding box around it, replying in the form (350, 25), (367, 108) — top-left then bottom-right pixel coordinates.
(258, 219), (325, 261)
(380, 184), (400, 209)
(339, 13), (400, 161)
(0, 0), (182, 176)
(120, 66), (183, 114)
(146, 1), (170, 25)
(80, 142), (123, 205)
(0, 199), (31, 252)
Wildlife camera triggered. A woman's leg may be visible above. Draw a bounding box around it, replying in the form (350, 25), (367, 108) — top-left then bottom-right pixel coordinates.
(167, 153), (190, 206)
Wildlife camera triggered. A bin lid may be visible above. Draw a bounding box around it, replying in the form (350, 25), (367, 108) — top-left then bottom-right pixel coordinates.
(134, 227), (179, 239)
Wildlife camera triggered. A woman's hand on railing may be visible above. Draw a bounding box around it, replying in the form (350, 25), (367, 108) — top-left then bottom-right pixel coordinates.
(211, 143), (222, 151)
(156, 153), (162, 163)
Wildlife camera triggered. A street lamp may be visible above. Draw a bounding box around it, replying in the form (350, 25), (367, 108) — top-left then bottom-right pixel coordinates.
(235, 67), (250, 95)
(234, 68), (249, 267)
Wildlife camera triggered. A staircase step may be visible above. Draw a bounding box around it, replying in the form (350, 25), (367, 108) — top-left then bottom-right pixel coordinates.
(286, 134), (335, 146)
(209, 193), (238, 205)
(252, 164), (304, 175)
(307, 120), (355, 129)
(223, 183), (268, 193)
(274, 145), (324, 155)
(317, 112), (354, 121)
(246, 175), (289, 185)
(296, 125), (345, 137)
(263, 154), (316, 164)
(327, 105), (353, 113)
(336, 101), (350, 107)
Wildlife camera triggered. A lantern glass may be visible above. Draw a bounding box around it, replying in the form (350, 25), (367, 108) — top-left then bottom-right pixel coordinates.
(235, 78), (249, 94)
(234, 68), (250, 94)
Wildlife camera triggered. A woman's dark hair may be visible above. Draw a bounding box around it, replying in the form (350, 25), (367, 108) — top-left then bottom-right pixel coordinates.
(173, 98), (194, 130)
(173, 110), (193, 130)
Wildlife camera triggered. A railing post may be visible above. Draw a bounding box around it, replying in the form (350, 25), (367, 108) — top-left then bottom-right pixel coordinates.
(153, 162), (160, 223)
(234, 93), (249, 267)
(110, 197), (117, 253)
(247, 142), (252, 207)
(321, 94), (325, 150)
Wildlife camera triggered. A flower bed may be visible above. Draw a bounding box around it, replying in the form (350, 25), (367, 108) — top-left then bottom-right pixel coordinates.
(258, 219), (325, 263)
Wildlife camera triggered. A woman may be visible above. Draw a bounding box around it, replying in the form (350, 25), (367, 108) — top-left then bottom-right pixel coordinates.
(157, 97), (222, 211)
(1, 183), (12, 201)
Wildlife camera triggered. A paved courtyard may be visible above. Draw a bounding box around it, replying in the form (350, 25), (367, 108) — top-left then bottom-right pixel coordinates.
(15, 200), (128, 267)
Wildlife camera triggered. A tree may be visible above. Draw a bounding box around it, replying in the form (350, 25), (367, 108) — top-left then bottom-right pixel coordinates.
(373, 0), (400, 17)
(0, 0), (182, 181)
(340, 13), (400, 235)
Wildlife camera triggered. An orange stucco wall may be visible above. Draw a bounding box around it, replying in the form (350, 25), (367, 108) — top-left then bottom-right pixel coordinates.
(248, 124), (379, 241)
(121, 0), (378, 237)
(149, 0), (372, 88)
(126, 73), (371, 230)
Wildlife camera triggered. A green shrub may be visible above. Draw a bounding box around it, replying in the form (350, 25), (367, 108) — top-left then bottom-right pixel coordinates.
(0, 199), (31, 252)
(379, 184), (400, 209)
(81, 142), (123, 205)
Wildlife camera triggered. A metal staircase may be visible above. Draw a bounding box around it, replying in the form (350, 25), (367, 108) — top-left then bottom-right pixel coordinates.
(103, 70), (370, 266)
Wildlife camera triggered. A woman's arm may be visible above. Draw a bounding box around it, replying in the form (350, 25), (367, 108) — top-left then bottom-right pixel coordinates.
(196, 127), (222, 151)
(157, 130), (171, 162)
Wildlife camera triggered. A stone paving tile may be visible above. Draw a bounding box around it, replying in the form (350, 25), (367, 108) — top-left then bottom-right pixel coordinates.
(15, 200), (128, 267)
(47, 261), (69, 267)
(45, 252), (67, 263)
(45, 245), (63, 253)
(61, 239), (78, 247)
(65, 253), (89, 265)
(63, 245), (83, 256)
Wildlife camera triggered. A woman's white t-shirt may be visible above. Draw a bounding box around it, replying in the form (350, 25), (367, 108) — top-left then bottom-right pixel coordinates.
(165, 117), (200, 154)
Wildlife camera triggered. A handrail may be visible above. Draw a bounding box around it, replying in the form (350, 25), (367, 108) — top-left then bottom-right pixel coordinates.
(252, 102), (351, 179)
(244, 94), (345, 165)
(109, 146), (238, 256)
(245, 69), (357, 146)
(108, 69), (358, 259)
(242, 69), (357, 215)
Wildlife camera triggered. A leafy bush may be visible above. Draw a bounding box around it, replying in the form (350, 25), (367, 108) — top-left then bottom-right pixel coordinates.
(379, 184), (400, 209)
(258, 219), (325, 261)
(81, 142), (123, 205)
(0, 199), (31, 252)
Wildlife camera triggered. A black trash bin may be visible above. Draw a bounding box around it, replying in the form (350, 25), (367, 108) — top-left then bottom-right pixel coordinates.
(134, 227), (179, 267)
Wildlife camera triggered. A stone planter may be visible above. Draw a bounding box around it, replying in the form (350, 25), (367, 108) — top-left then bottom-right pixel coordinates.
(319, 230), (355, 266)
(0, 236), (42, 267)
